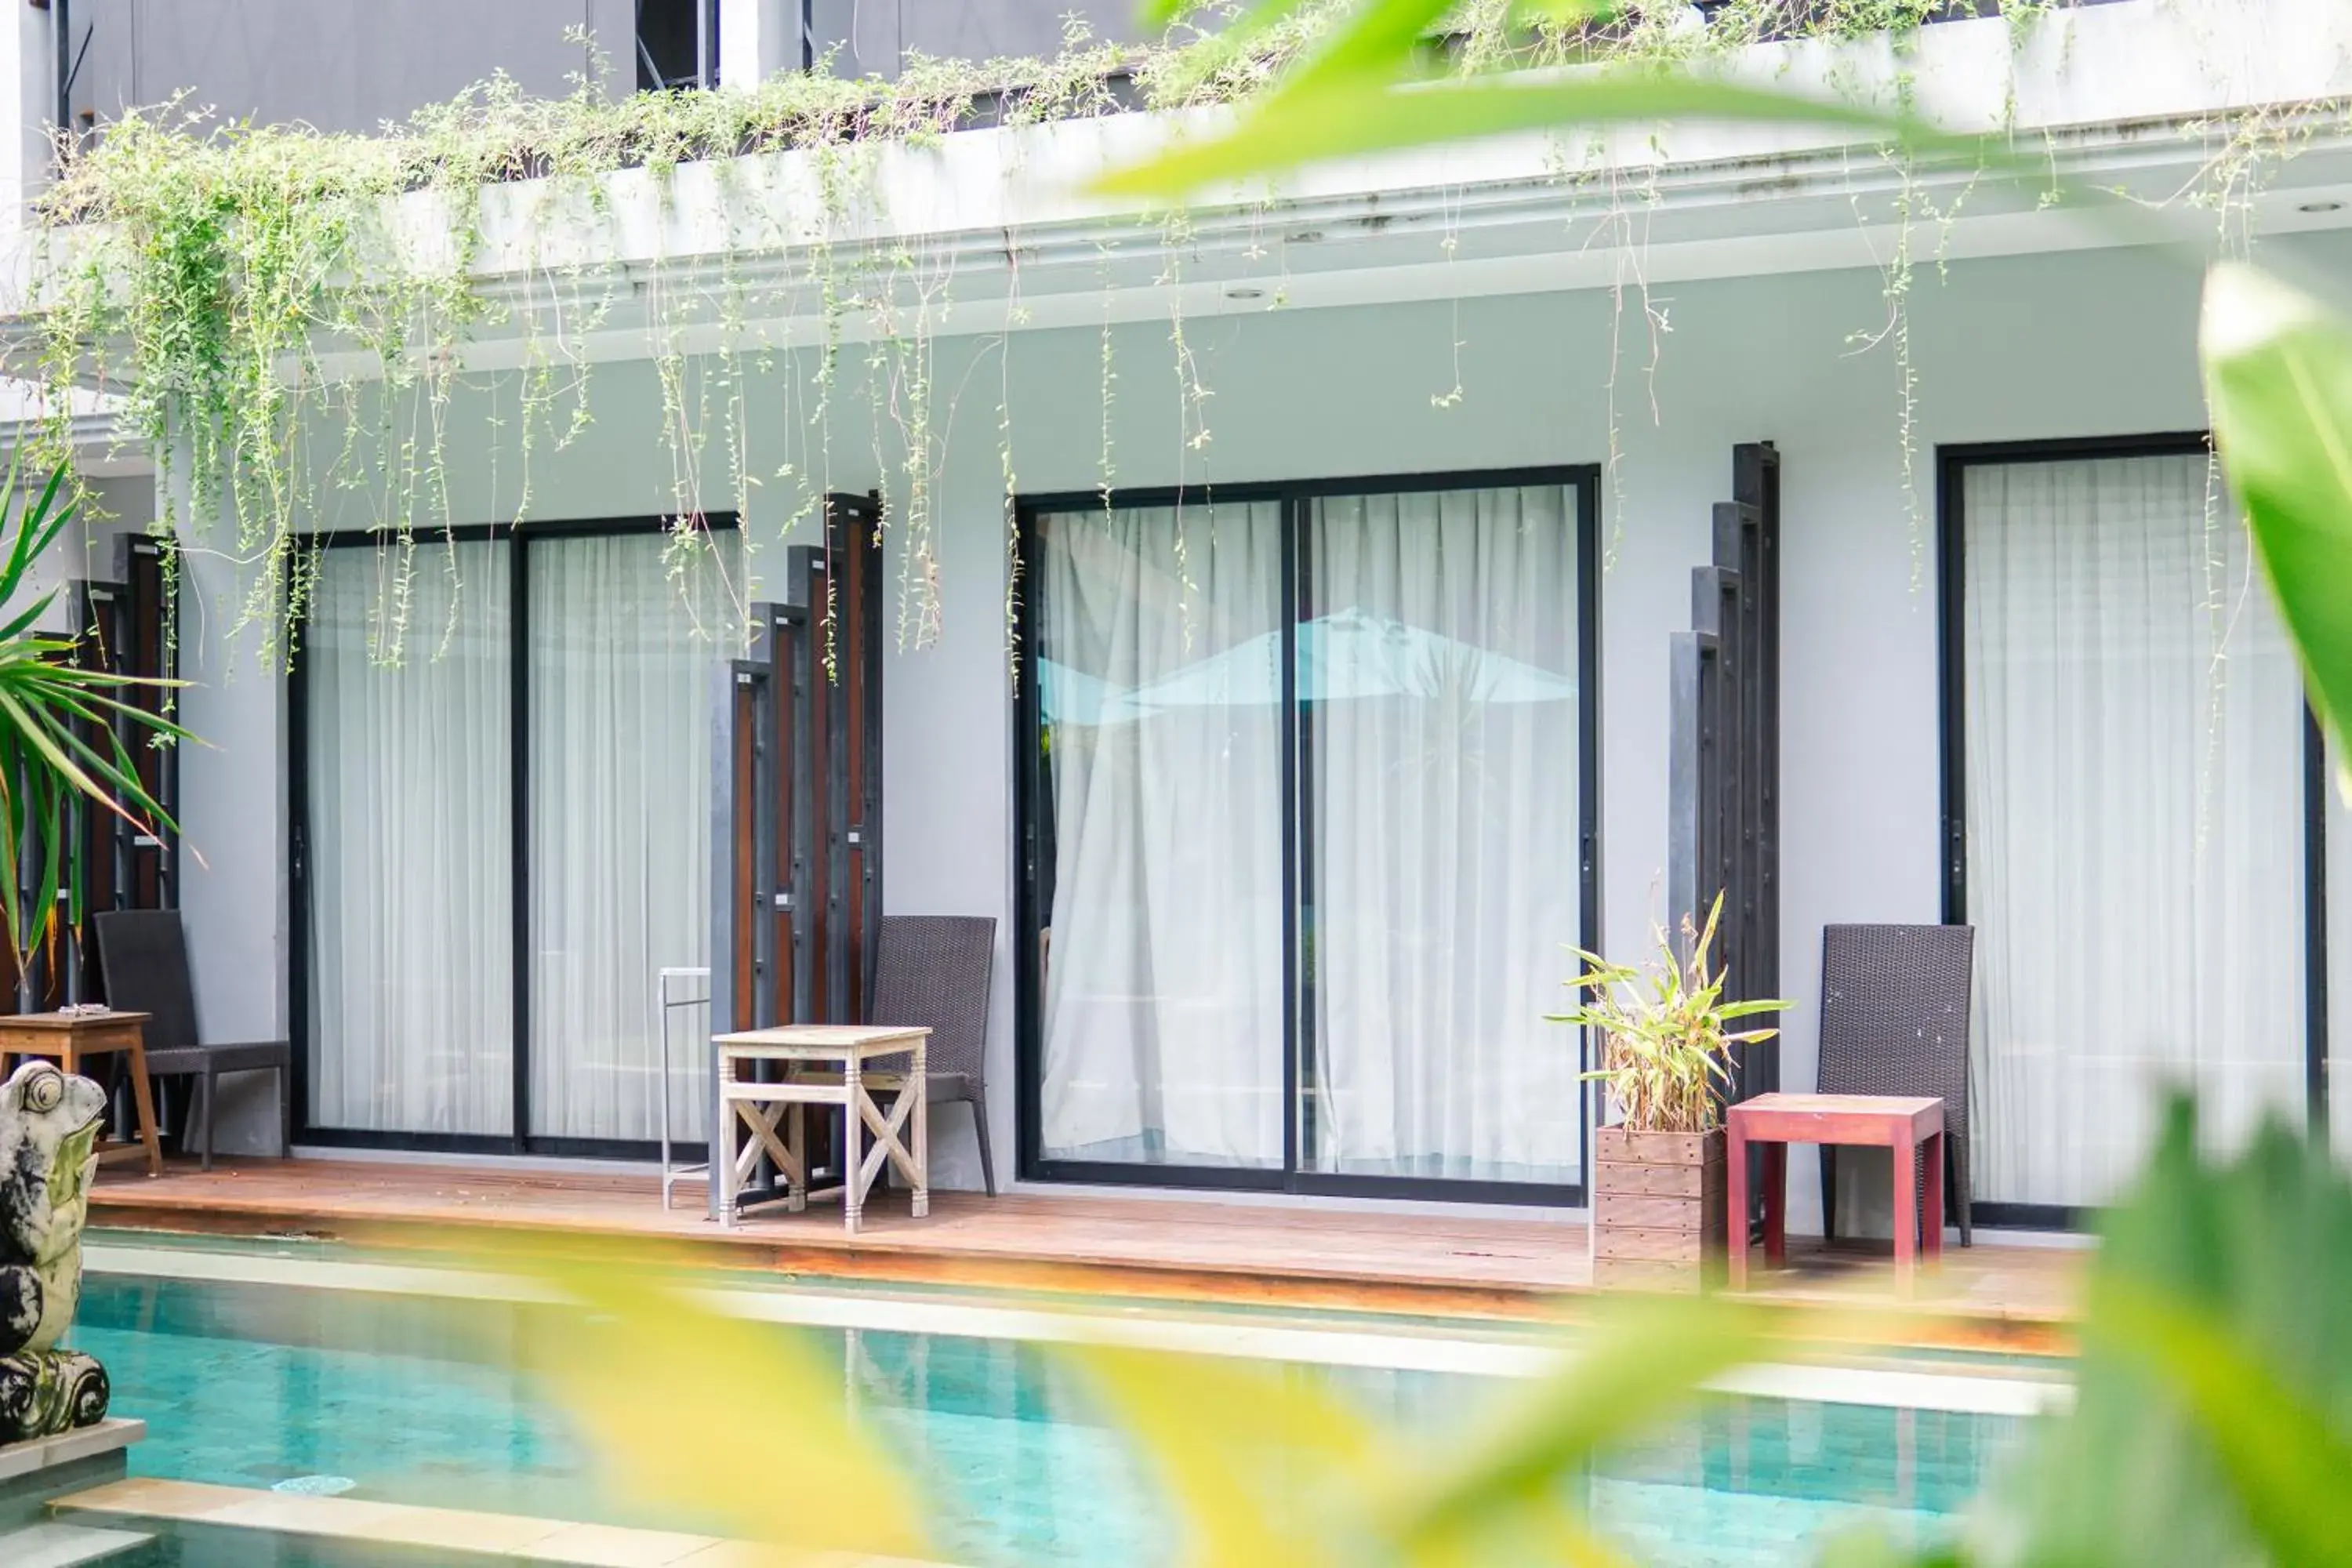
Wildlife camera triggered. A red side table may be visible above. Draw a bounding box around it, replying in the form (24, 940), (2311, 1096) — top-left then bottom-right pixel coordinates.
(1726, 1093), (1944, 1293)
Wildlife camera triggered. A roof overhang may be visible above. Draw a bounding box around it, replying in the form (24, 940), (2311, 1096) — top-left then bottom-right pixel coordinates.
(5, 0), (2349, 388)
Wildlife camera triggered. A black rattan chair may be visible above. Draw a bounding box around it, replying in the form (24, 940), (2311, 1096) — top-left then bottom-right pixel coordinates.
(869, 915), (999, 1196)
(96, 909), (292, 1171)
(1817, 923), (1976, 1247)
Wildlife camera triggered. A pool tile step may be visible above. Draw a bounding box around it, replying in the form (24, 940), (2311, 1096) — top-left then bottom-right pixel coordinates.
(52, 1477), (960, 1567)
(0, 1520), (156, 1567)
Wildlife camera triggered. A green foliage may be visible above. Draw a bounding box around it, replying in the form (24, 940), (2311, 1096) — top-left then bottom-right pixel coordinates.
(0, 456), (187, 963)
(1941, 1103), (2352, 1568)
(1553, 893), (1785, 1134)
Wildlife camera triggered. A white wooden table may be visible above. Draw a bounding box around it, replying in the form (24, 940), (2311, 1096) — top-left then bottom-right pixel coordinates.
(713, 1025), (928, 1232)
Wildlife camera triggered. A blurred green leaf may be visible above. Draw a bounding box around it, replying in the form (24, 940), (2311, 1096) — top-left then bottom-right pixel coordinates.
(1389, 1294), (1766, 1553)
(522, 1258), (929, 1560)
(1095, 71), (1941, 198)
(1073, 1345), (1391, 1567)
(2092, 1283), (2352, 1568)
(1967, 1101), (2352, 1567)
(2201, 261), (2352, 764)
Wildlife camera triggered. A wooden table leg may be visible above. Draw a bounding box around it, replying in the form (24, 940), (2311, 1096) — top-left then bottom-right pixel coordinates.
(125, 1037), (163, 1178)
(909, 1040), (928, 1221)
(717, 1059), (742, 1227)
(1892, 1122), (1918, 1294)
(1762, 1142), (1787, 1269)
(843, 1055), (866, 1235)
(786, 1097), (808, 1213)
(1922, 1130), (1945, 1263)
(1726, 1116), (1749, 1290)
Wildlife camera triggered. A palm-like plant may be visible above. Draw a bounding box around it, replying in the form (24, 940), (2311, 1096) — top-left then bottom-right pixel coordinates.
(0, 453), (187, 965)
(1552, 893), (1784, 1134)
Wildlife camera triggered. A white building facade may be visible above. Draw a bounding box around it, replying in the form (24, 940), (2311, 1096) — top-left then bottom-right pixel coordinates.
(12, 0), (2352, 1232)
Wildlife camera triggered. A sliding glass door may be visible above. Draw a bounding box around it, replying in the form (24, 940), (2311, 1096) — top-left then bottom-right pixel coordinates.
(1019, 470), (1597, 1200)
(528, 532), (731, 1143)
(1950, 441), (2314, 1223)
(298, 524), (739, 1153)
(305, 543), (515, 1137)
(1032, 501), (1287, 1169)
(1303, 486), (1584, 1185)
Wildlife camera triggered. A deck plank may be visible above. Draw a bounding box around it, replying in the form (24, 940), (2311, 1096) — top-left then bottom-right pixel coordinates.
(84, 1157), (2081, 1347)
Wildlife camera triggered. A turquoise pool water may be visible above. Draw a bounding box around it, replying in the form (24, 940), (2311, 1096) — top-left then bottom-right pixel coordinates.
(70, 1269), (2026, 1566)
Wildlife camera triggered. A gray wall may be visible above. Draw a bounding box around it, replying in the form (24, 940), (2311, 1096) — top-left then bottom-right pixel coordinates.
(65, 0), (632, 131)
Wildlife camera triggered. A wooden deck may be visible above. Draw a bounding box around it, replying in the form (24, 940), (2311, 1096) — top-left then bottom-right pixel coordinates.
(85, 1157), (2082, 1351)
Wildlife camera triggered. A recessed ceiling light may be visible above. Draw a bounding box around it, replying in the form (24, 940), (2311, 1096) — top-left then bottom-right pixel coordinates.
(2298, 199), (2344, 214)
(1285, 229), (1325, 245)
(1225, 286), (1265, 300)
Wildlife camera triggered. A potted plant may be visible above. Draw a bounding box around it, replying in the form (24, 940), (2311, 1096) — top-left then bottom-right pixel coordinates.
(1552, 895), (1784, 1291)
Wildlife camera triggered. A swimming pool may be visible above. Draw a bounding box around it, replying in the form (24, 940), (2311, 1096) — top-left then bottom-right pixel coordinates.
(66, 1254), (2032, 1567)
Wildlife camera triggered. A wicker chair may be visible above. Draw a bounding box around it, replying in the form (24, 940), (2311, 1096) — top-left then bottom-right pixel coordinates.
(95, 909), (292, 1171)
(869, 915), (999, 1195)
(1817, 923), (1976, 1247)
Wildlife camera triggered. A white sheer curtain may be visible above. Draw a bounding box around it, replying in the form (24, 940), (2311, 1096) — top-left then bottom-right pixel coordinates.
(307, 542), (514, 1135)
(1037, 503), (1286, 1167)
(1307, 486), (1582, 1183)
(1965, 454), (2305, 1209)
(528, 531), (737, 1143)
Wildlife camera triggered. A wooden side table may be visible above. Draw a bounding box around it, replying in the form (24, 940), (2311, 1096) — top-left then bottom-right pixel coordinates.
(713, 1025), (929, 1232)
(0, 1011), (162, 1177)
(1726, 1092), (1944, 1294)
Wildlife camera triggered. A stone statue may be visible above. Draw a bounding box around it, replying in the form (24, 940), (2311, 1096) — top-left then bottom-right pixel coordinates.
(0, 1061), (109, 1446)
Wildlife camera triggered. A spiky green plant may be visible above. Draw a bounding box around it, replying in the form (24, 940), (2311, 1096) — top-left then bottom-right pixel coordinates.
(0, 454), (187, 965)
(1553, 893), (1785, 1134)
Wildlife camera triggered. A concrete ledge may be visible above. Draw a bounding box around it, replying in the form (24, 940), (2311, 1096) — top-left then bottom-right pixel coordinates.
(0, 1421), (145, 1486)
(0, 1519), (153, 1566)
(0, 1419), (142, 1536)
(56, 1477), (946, 1567)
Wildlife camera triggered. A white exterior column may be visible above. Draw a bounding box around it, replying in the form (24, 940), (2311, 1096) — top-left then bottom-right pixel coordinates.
(0, 2), (51, 274)
(163, 430), (292, 1154)
(719, 0), (796, 89)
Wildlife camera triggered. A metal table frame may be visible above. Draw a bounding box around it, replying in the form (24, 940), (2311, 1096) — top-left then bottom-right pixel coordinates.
(655, 965), (712, 1210)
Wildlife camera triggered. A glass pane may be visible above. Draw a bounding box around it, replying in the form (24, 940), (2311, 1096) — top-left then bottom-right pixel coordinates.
(1034, 503), (1286, 1168)
(307, 541), (514, 1136)
(1302, 485), (1584, 1185)
(528, 530), (739, 1143)
(1964, 454), (2306, 1209)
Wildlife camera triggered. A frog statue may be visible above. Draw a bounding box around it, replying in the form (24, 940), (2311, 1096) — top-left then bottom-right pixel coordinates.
(0, 1060), (111, 1446)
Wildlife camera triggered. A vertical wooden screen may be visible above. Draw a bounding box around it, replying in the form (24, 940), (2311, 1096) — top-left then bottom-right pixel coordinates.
(1668, 442), (1783, 1101)
(705, 493), (886, 1210)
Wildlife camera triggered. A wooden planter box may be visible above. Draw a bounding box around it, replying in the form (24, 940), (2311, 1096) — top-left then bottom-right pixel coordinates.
(1592, 1125), (1726, 1292)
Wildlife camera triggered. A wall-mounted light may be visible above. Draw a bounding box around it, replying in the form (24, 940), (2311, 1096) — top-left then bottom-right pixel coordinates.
(1225, 286), (1265, 301)
(1285, 230), (1325, 245)
(2298, 200), (2344, 214)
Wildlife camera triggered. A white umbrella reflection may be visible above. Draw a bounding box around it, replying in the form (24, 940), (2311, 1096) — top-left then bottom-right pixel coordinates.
(1133, 606), (1573, 713)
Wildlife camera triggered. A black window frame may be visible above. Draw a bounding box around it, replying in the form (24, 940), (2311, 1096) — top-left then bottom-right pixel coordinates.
(1937, 432), (2327, 1232)
(288, 513), (740, 1160)
(1011, 465), (1602, 1207)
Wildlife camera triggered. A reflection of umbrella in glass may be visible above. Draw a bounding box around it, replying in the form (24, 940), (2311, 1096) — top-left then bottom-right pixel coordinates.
(1044, 659), (1179, 727)
(1120, 607), (1573, 713)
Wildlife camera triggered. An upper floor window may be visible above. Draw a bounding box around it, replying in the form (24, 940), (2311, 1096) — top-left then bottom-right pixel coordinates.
(637, 0), (718, 91)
